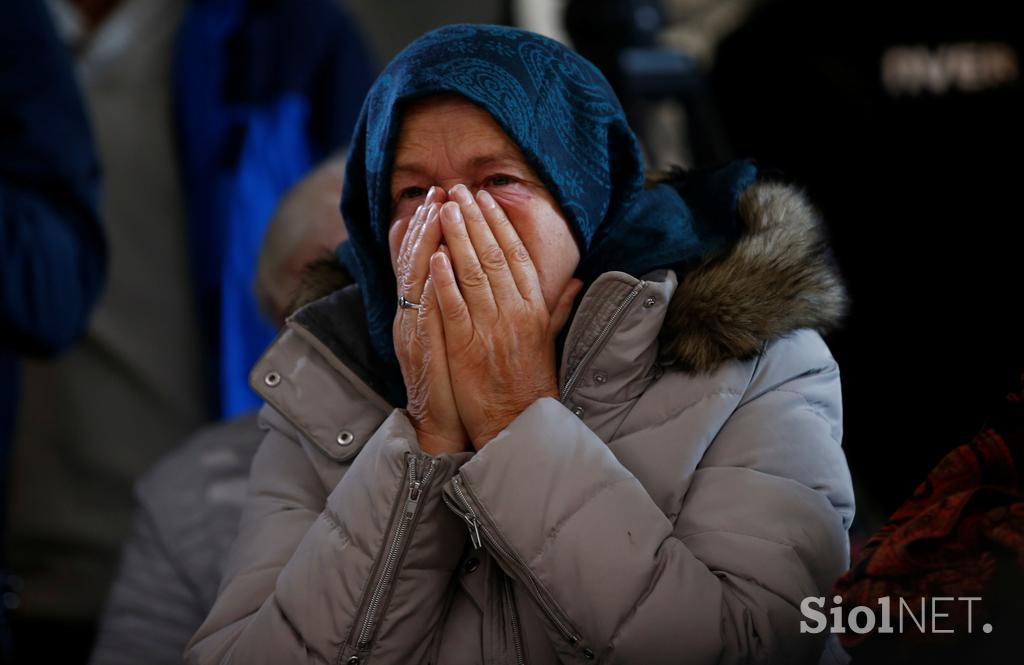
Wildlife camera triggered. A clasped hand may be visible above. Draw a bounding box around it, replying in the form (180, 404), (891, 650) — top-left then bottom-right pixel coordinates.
(390, 185), (581, 455)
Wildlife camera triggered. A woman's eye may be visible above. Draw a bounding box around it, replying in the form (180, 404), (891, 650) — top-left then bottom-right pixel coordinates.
(399, 186), (428, 200)
(484, 174), (515, 188)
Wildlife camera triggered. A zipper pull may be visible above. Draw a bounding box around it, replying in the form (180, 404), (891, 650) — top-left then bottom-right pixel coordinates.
(405, 455), (437, 515)
(405, 479), (422, 514)
(467, 514), (482, 549)
(449, 476), (483, 549)
(405, 455), (422, 515)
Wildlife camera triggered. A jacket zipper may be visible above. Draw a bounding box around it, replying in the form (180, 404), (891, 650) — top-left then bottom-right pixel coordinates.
(560, 280), (647, 402)
(444, 477), (581, 648)
(503, 574), (526, 665)
(443, 477), (482, 549)
(353, 454), (437, 651)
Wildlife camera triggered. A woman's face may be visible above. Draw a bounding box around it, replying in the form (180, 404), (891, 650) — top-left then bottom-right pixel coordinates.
(388, 95), (581, 311)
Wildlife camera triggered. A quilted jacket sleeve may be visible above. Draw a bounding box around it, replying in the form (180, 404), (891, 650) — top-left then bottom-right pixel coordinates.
(186, 407), (470, 664)
(442, 329), (855, 665)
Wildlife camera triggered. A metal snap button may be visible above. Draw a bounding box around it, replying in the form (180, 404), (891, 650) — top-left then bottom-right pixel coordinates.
(336, 430), (354, 447)
(572, 405), (584, 418)
(593, 371), (607, 384)
(643, 295), (657, 308)
(347, 657), (360, 665)
(264, 371), (281, 387)
(583, 647), (595, 660)
(463, 557), (480, 574)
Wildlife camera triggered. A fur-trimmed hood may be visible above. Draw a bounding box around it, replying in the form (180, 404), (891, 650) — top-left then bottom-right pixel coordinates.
(661, 181), (847, 372)
(293, 180), (847, 374)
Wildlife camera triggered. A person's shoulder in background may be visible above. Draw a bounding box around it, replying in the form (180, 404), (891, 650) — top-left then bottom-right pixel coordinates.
(88, 412), (264, 665)
(135, 412), (264, 602)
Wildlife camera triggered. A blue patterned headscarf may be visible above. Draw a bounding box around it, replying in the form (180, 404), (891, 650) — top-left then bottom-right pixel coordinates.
(338, 24), (756, 388)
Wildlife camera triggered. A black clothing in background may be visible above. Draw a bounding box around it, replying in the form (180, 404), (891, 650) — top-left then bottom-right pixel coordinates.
(0, 0), (105, 533)
(0, 0), (105, 658)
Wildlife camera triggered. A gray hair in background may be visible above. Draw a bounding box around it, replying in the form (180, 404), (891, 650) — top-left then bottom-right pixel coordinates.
(255, 154), (348, 327)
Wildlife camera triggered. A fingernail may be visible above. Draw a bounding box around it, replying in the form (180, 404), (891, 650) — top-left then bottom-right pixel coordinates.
(427, 186), (441, 202)
(450, 184), (473, 205)
(476, 189), (495, 208)
(433, 251), (450, 269)
(442, 201), (463, 223)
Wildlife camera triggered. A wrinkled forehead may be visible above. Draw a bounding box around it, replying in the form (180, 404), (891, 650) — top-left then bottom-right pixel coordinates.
(390, 93), (529, 176)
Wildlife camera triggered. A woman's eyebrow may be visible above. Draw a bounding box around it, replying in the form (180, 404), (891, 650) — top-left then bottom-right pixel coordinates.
(467, 151), (523, 169)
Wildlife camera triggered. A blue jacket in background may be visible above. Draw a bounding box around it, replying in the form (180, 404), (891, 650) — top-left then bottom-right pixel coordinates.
(175, 0), (375, 417)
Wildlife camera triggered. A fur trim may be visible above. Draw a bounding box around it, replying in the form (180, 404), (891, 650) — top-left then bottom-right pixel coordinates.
(294, 182), (847, 372)
(660, 182), (848, 372)
(291, 254), (353, 313)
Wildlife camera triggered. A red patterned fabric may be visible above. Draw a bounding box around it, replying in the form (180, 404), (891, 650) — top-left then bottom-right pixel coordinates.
(834, 372), (1024, 662)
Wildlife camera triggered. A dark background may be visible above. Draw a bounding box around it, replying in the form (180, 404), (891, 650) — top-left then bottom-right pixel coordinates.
(709, 0), (1023, 514)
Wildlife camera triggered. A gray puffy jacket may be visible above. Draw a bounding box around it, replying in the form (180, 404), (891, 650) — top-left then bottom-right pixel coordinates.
(186, 183), (855, 665)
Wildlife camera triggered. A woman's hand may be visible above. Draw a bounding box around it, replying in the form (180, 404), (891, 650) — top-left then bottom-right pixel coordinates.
(430, 184), (583, 450)
(390, 187), (470, 456)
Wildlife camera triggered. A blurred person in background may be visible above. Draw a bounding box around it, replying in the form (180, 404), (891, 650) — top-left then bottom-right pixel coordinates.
(834, 367), (1024, 665)
(88, 156), (349, 665)
(345, 0), (508, 64)
(0, 0), (106, 657)
(563, 0), (764, 172)
(7, 0), (374, 661)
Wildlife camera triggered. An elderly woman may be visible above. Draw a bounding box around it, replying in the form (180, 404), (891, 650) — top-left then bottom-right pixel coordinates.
(187, 24), (854, 665)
